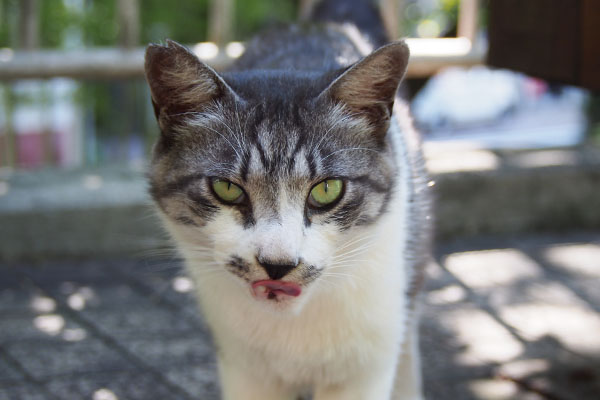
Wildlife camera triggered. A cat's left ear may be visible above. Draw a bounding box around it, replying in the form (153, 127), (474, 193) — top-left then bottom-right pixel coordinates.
(319, 41), (409, 135)
(144, 39), (238, 131)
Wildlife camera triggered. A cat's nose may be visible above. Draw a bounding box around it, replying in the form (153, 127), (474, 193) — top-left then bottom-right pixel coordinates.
(256, 257), (298, 280)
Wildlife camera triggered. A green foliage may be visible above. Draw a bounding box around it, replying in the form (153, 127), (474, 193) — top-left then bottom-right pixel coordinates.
(81, 1), (118, 46)
(234, 0), (297, 40)
(402, 0), (459, 38)
(141, 0), (210, 44)
(39, 0), (73, 48)
(0, 0), (17, 47)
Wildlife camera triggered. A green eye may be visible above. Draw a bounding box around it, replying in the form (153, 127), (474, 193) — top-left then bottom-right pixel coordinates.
(308, 179), (343, 208)
(212, 179), (244, 203)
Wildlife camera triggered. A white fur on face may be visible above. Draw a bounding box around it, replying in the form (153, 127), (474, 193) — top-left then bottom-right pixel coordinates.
(170, 178), (361, 314)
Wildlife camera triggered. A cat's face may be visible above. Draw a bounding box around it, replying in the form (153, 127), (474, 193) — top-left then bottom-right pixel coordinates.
(145, 40), (408, 310)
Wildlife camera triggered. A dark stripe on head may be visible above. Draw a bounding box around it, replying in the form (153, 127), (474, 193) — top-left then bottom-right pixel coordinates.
(188, 192), (220, 220)
(328, 193), (366, 231)
(240, 148), (251, 182)
(238, 204), (255, 229)
(150, 173), (205, 201)
(347, 175), (390, 193)
(305, 150), (317, 179)
(175, 216), (199, 226)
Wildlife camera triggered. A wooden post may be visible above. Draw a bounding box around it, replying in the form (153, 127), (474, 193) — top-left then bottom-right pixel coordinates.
(19, 0), (39, 50)
(457, 0), (479, 42)
(380, 0), (403, 40)
(116, 0), (141, 167)
(117, 0), (140, 48)
(208, 0), (234, 45)
(1, 87), (15, 168)
(299, 0), (318, 19)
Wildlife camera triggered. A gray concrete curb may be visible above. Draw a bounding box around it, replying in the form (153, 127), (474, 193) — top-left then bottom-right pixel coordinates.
(1, 146), (599, 261)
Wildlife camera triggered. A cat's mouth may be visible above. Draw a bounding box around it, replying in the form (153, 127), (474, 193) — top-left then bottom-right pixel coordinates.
(252, 280), (302, 300)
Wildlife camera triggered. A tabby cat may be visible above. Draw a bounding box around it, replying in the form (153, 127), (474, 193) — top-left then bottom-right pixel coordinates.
(144, 0), (431, 398)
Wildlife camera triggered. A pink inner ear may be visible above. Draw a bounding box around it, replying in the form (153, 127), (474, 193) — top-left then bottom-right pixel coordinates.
(326, 42), (409, 109)
(144, 40), (229, 118)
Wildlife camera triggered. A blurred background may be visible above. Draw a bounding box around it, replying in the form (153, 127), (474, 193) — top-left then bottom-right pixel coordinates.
(0, 1), (599, 399)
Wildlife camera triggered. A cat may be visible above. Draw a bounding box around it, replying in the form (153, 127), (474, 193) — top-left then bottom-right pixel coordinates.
(144, 0), (431, 398)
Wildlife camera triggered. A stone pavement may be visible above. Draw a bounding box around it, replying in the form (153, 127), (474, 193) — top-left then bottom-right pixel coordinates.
(1, 232), (599, 400)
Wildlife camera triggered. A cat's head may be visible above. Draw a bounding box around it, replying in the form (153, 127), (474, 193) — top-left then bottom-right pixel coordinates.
(145, 40), (409, 310)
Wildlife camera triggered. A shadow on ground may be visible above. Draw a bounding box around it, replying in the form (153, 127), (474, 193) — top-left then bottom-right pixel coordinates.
(0, 232), (599, 399)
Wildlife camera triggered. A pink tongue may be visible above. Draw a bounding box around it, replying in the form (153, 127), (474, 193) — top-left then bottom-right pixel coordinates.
(252, 280), (302, 298)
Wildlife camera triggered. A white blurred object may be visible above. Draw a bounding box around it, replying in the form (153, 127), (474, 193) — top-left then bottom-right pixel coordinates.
(412, 66), (589, 149)
(413, 66), (521, 128)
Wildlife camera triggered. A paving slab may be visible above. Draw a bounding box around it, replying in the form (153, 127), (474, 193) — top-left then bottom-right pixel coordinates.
(0, 232), (598, 400)
(164, 365), (220, 400)
(0, 383), (53, 400)
(4, 339), (137, 380)
(44, 371), (187, 400)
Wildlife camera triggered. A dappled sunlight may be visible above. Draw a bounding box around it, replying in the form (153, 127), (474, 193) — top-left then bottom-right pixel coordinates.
(441, 308), (524, 365)
(468, 379), (519, 400)
(67, 292), (87, 310)
(62, 284), (96, 310)
(62, 328), (87, 342)
(444, 249), (542, 289)
(31, 294), (57, 313)
(32, 313), (88, 342)
(33, 314), (65, 336)
(225, 42), (245, 58)
(427, 284), (466, 305)
(499, 301), (600, 355)
(193, 42), (219, 60)
(498, 358), (550, 379)
(544, 243), (600, 277)
(172, 276), (194, 293)
(406, 37), (472, 57)
(424, 145), (500, 173)
(510, 149), (579, 168)
(67, 286), (95, 310)
(93, 388), (119, 400)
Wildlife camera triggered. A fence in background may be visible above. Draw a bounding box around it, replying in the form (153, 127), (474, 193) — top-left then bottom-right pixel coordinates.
(0, 0), (485, 169)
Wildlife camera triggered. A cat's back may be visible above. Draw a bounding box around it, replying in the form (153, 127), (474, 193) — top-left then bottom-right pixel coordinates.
(229, 0), (389, 73)
(229, 23), (366, 73)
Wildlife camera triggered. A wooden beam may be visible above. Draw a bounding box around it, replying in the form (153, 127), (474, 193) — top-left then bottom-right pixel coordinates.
(581, 0), (600, 89)
(18, 0), (39, 50)
(379, 0), (404, 40)
(117, 0), (140, 49)
(457, 0), (479, 42)
(0, 39), (486, 81)
(299, 0), (318, 19)
(208, 0), (234, 45)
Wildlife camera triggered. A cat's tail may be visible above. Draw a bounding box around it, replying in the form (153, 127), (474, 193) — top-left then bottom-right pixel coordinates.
(302, 0), (391, 47)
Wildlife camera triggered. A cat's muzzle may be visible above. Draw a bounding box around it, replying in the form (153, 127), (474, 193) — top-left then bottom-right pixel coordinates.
(252, 279), (302, 301)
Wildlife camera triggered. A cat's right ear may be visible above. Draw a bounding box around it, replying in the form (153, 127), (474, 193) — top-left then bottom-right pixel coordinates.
(144, 39), (236, 131)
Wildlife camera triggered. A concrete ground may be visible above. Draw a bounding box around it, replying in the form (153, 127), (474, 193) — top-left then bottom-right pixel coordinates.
(1, 232), (599, 400)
